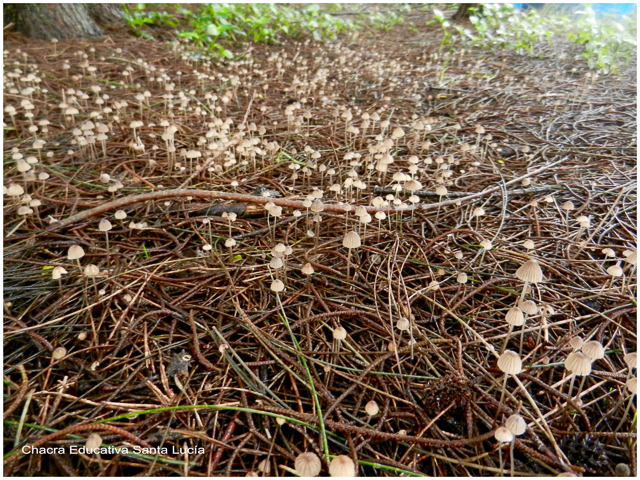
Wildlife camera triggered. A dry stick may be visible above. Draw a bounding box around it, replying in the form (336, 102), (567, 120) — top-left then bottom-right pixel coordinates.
(44, 157), (572, 234)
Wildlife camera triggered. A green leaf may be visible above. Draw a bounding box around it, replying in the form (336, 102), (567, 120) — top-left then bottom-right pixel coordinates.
(206, 24), (220, 36)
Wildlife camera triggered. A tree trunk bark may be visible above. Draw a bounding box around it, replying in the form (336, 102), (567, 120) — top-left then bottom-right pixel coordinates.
(4, 3), (122, 41)
(452, 3), (481, 21)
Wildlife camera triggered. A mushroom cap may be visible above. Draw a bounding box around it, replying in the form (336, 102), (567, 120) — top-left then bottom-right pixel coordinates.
(520, 300), (538, 316)
(405, 179), (422, 192)
(624, 352), (637, 370)
(456, 272), (468, 284)
(480, 239), (493, 250)
(270, 279), (285, 293)
(269, 257), (283, 269)
(99, 219), (113, 232)
(498, 350), (522, 375)
(114, 210), (127, 220)
(225, 238), (237, 248)
(301, 263), (314, 275)
(523, 239), (535, 250)
(295, 452), (322, 477)
(515, 259), (544, 284)
(84, 264), (100, 277)
(343, 231), (361, 249)
(435, 186), (448, 196)
(396, 318), (410, 331)
(85, 433), (103, 451)
(505, 414), (527, 436)
(569, 337), (584, 351)
(565, 352), (592, 376)
(67, 245), (85, 260)
(333, 326), (347, 341)
(581, 340), (605, 360)
(505, 307), (525, 326)
(365, 400), (379, 416)
(607, 264), (623, 277)
(625, 250), (637, 265)
(329, 455), (356, 477)
(627, 377), (637, 395)
(494, 426), (514, 443)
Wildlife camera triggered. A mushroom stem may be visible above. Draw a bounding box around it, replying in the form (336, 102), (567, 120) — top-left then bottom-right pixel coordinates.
(518, 281), (530, 304)
(498, 442), (504, 477)
(346, 249), (352, 280)
(501, 325), (514, 355)
(510, 439), (515, 477)
(494, 375), (509, 425)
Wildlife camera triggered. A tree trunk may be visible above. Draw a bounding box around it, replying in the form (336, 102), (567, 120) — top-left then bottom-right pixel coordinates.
(4, 3), (123, 41)
(452, 3), (481, 21)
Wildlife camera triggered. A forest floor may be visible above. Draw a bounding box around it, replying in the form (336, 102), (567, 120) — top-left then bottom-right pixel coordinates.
(3, 11), (637, 477)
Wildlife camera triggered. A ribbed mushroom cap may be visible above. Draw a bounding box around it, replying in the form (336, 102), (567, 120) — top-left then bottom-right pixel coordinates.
(520, 300), (538, 315)
(435, 186), (448, 196)
(269, 257), (284, 269)
(99, 219), (113, 232)
(498, 350), (522, 375)
(624, 352), (637, 369)
(581, 340), (605, 360)
(625, 250), (637, 266)
(515, 259), (544, 284)
(365, 400), (379, 416)
(569, 337), (584, 351)
(270, 279), (285, 293)
(494, 426), (514, 443)
(84, 264), (100, 278)
(301, 263), (314, 275)
(601, 247), (616, 258)
(627, 377), (637, 395)
(505, 307), (525, 326)
(565, 352), (592, 376)
(607, 264), (623, 277)
(343, 231), (361, 249)
(310, 199), (324, 213)
(295, 452), (322, 477)
(505, 414), (527, 436)
(396, 318), (410, 331)
(68, 245), (85, 260)
(329, 455), (356, 477)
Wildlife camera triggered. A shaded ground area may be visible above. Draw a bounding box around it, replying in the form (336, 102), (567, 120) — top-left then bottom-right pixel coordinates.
(3, 13), (637, 477)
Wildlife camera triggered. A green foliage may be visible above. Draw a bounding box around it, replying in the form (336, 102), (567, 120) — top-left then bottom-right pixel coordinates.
(459, 3), (637, 74)
(121, 4), (413, 59)
(121, 4), (178, 40)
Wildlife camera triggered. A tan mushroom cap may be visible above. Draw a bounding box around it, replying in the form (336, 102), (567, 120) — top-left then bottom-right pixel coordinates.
(270, 279), (285, 293)
(329, 455), (356, 477)
(505, 307), (525, 327)
(515, 259), (544, 284)
(520, 300), (538, 315)
(627, 377), (637, 395)
(343, 231), (361, 249)
(333, 326), (347, 341)
(581, 340), (605, 361)
(365, 400), (379, 416)
(624, 352), (637, 369)
(505, 414), (527, 436)
(565, 352), (592, 376)
(498, 350), (522, 375)
(67, 245), (85, 260)
(494, 426), (514, 443)
(295, 452), (322, 477)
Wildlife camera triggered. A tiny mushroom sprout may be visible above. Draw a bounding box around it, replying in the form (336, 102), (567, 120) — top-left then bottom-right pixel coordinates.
(515, 259), (544, 302)
(494, 426), (514, 476)
(99, 218), (113, 253)
(333, 326), (347, 341)
(624, 352), (637, 379)
(329, 455), (356, 477)
(343, 231), (361, 280)
(502, 307), (524, 354)
(295, 452), (322, 477)
(68, 245), (86, 273)
(85, 433), (103, 452)
(505, 414), (527, 477)
(365, 400), (379, 416)
(496, 350), (522, 422)
(564, 351), (593, 404)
